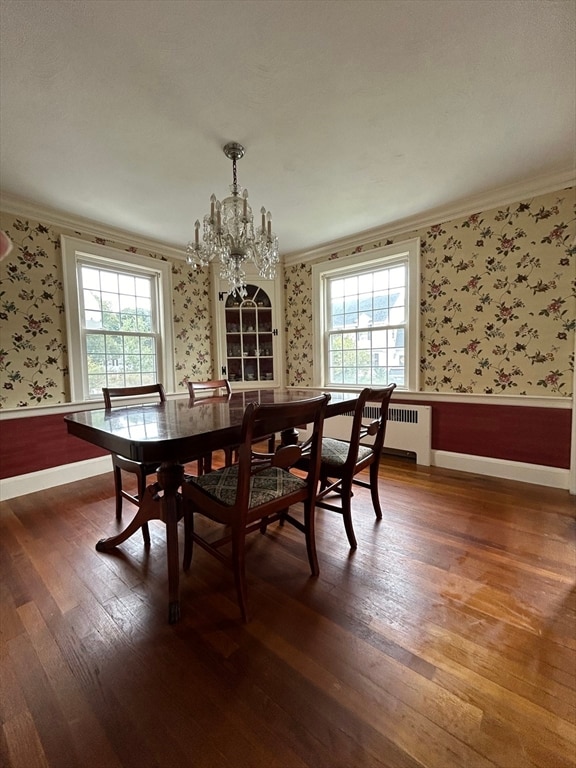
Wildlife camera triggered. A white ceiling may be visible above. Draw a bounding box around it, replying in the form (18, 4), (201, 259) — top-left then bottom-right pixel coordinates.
(0, 0), (574, 257)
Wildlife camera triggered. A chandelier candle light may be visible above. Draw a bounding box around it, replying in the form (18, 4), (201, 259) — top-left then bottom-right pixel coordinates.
(186, 142), (279, 297)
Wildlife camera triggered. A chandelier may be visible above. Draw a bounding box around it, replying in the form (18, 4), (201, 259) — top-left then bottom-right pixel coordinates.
(186, 142), (279, 297)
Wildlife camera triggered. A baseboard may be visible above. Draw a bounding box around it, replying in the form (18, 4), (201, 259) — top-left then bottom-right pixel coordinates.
(0, 456), (111, 501)
(0, 450), (572, 501)
(432, 450), (573, 491)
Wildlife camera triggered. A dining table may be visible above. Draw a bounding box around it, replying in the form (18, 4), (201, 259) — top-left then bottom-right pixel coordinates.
(64, 388), (359, 623)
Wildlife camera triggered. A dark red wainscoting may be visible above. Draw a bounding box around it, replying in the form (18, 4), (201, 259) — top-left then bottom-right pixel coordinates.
(0, 413), (108, 479)
(0, 400), (571, 480)
(395, 400), (571, 469)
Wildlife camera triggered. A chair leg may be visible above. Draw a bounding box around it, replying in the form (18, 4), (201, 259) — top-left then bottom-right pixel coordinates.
(137, 469), (151, 547)
(369, 461), (382, 520)
(197, 453), (212, 476)
(183, 508), (193, 571)
(341, 479), (357, 550)
(231, 526), (249, 622)
(304, 500), (320, 577)
(113, 464), (123, 520)
(223, 447), (234, 467)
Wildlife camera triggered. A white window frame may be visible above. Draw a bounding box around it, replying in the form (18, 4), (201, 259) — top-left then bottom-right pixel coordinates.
(61, 236), (175, 402)
(311, 238), (420, 391)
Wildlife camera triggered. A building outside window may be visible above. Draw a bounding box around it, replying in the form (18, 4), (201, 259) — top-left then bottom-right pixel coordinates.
(61, 236), (174, 401)
(311, 238), (419, 390)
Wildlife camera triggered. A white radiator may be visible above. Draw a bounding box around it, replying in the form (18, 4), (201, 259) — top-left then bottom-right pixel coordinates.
(321, 403), (432, 466)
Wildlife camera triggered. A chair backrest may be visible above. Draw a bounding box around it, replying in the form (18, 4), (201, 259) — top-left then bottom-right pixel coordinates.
(187, 378), (232, 402)
(102, 383), (166, 410)
(234, 393), (331, 507)
(345, 384), (397, 466)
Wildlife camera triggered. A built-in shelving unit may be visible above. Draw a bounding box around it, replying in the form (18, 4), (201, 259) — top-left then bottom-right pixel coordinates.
(211, 266), (283, 388)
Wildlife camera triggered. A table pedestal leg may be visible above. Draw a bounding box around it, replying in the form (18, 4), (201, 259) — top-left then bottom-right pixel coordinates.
(96, 461), (185, 624)
(157, 462), (184, 624)
(96, 483), (164, 551)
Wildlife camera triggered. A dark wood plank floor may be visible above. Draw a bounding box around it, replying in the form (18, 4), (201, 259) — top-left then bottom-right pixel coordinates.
(1, 456), (575, 768)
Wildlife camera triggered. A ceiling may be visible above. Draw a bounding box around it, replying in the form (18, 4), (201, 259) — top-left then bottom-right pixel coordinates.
(0, 0), (574, 257)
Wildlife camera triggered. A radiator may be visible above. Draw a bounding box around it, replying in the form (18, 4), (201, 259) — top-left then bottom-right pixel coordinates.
(321, 403), (432, 466)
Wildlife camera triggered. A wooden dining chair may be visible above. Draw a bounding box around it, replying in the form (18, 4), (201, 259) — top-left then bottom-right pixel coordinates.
(102, 383), (167, 546)
(187, 378), (232, 402)
(299, 384), (396, 550)
(187, 377), (275, 469)
(180, 393), (330, 622)
(187, 379), (234, 473)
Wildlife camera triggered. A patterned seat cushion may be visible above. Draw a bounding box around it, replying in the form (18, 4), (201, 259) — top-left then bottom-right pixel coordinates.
(321, 438), (374, 467)
(187, 465), (307, 507)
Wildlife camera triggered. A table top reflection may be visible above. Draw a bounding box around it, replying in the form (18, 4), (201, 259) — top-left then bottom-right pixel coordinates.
(65, 388), (358, 464)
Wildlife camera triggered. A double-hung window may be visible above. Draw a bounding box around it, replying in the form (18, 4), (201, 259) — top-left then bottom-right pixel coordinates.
(311, 238), (419, 390)
(62, 236), (175, 401)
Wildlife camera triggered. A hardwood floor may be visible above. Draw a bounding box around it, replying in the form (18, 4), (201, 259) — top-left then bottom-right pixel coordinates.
(1, 457), (574, 768)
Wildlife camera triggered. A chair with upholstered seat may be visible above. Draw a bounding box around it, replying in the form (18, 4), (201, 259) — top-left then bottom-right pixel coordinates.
(102, 383), (167, 546)
(181, 393), (330, 622)
(300, 384), (396, 550)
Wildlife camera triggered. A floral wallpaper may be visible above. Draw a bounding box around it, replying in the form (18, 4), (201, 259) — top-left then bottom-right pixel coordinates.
(0, 216), (214, 408)
(285, 187), (575, 396)
(0, 186), (574, 408)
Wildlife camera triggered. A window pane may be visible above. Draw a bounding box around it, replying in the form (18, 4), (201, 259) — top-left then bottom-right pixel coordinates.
(329, 350), (342, 367)
(81, 267), (100, 290)
(389, 266), (405, 288)
(330, 334), (343, 350)
(331, 313), (344, 330)
(342, 367), (357, 384)
(389, 306), (405, 324)
(373, 309), (389, 324)
(85, 309), (102, 329)
(100, 271), (119, 292)
(135, 277), (151, 297)
(344, 312), (358, 328)
(373, 292), (388, 310)
(118, 274), (135, 294)
(102, 311), (121, 330)
(87, 374), (107, 396)
(141, 337), (155, 354)
(344, 276), (358, 295)
(88, 354), (106, 374)
(358, 273), (373, 293)
(373, 270), (389, 290)
(86, 334), (105, 353)
(344, 297), (358, 313)
(331, 279), (344, 298)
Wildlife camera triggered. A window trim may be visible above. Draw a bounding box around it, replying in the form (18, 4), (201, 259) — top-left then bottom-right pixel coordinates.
(311, 237), (420, 391)
(61, 236), (175, 401)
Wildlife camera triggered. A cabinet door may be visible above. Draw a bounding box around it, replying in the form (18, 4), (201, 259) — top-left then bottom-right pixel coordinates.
(211, 270), (283, 388)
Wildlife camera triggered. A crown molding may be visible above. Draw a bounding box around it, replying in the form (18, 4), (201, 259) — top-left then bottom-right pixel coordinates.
(0, 193), (188, 261)
(283, 169), (576, 265)
(2, 168), (574, 267)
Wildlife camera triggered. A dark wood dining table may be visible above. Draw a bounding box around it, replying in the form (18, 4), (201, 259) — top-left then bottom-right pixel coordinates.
(64, 388), (358, 622)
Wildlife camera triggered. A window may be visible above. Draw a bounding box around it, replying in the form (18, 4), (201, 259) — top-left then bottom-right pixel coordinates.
(62, 236), (175, 401)
(311, 238), (419, 390)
